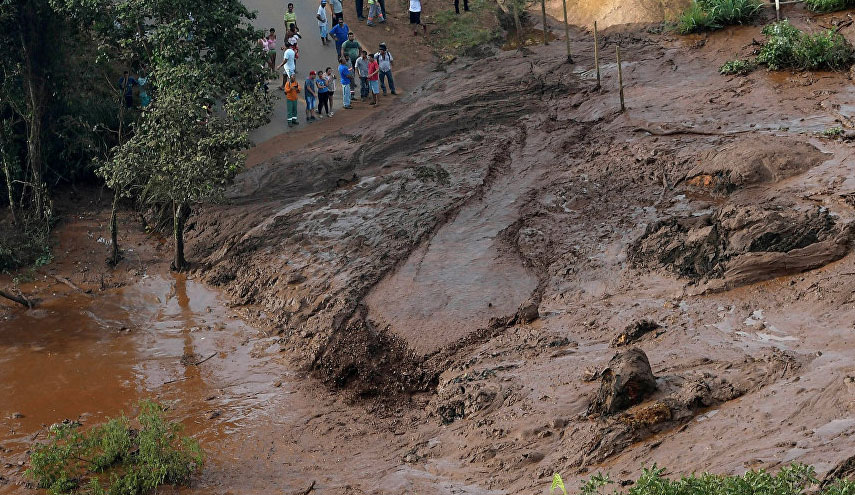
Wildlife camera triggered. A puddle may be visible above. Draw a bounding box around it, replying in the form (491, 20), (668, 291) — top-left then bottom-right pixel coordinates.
(0, 274), (283, 493)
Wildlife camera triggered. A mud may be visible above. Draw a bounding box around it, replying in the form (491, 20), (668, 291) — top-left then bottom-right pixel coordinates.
(6, 3), (855, 494)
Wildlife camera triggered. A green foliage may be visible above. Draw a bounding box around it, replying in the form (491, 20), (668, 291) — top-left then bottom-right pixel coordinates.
(27, 401), (202, 495)
(720, 58), (757, 75)
(0, 216), (51, 272)
(552, 473), (568, 495)
(581, 472), (614, 495)
(431, 0), (502, 57)
(823, 126), (844, 137)
(757, 21), (855, 71)
(677, 0), (764, 34)
(803, 0), (855, 12)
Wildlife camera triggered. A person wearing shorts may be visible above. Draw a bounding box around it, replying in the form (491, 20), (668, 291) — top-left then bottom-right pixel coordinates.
(305, 71), (317, 121)
(317, 0), (329, 44)
(367, 54), (380, 105)
(409, 0), (424, 35)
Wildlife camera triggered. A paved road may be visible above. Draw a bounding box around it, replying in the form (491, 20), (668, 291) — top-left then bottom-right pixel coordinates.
(243, 0), (344, 142)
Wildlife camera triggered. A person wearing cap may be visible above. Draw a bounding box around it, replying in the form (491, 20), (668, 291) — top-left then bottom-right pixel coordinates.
(305, 71), (318, 121)
(375, 43), (396, 95)
(283, 3), (297, 30)
(329, 18), (350, 59)
(317, 0), (329, 45)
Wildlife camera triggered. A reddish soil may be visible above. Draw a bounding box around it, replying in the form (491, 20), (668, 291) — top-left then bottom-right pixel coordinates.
(5, 3), (855, 495)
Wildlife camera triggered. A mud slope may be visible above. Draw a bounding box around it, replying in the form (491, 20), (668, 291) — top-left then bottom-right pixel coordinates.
(187, 10), (855, 494)
(550, 0), (690, 28)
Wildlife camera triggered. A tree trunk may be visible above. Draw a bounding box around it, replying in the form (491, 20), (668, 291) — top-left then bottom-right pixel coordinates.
(18, 6), (48, 222)
(1, 154), (17, 225)
(171, 201), (191, 272)
(108, 190), (121, 266)
(512, 0), (523, 52)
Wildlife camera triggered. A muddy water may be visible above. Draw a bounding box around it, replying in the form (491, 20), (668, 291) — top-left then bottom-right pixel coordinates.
(0, 275), (282, 493)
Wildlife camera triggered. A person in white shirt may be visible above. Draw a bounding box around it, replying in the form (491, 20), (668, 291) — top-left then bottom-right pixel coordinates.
(374, 42), (396, 95)
(317, 0), (329, 45)
(276, 41), (297, 88)
(409, 0), (425, 35)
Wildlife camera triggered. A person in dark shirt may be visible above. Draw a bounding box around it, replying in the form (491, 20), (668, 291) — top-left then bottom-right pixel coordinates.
(118, 71), (138, 108)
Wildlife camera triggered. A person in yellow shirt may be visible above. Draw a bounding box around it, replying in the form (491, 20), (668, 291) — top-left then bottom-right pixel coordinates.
(284, 74), (300, 126)
(284, 3), (297, 30)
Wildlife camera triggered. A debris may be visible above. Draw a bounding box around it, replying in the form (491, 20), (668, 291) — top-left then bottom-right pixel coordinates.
(588, 348), (657, 416)
(611, 320), (661, 347)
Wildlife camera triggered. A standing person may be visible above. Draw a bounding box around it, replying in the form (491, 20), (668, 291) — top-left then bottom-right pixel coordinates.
(367, 53), (380, 105)
(375, 42), (397, 95)
(276, 42), (297, 87)
(454, 0), (469, 13)
(356, 0), (365, 20)
(284, 74), (300, 126)
(367, 0), (385, 26)
(118, 71), (137, 108)
(325, 67), (337, 114)
(409, 0), (425, 35)
(266, 29), (278, 71)
(316, 68), (330, 117)
(329, 18), (350, 59)
(283, 3), (297, 30)
(287, 25), (302, 60)
(330, 0), (344, 24)
(342, 32), (361, 68)
(337, 57), (353, 109)
(355, 50), (370, 100)
(305, 71), (318, 121)
(317, 0), (329, 45)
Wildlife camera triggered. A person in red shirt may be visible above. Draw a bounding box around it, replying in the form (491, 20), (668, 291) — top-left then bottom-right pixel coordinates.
(367, 53), (380, 105)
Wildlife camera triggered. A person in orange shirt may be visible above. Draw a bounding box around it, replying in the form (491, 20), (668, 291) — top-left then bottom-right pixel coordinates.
(284, 74), (300, 126)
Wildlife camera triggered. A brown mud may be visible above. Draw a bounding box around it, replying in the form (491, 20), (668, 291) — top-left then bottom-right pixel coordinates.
(5, 2), (855, 494)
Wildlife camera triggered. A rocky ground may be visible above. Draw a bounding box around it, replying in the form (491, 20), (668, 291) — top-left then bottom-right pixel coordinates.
(5, 2), (855, 494)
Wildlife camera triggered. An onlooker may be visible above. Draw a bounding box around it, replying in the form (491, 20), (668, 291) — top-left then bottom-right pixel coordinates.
(409, 0), (425, 35)
(355, 50), (370, 100)
(305, 71), (317, 121)
(342, 32), (361, 67)
(283, 3), (297, 30)
(276, 42), (297, 86)
(367, 54), (380, 105)
(284, 74), (300, 125)
(329, 18), (350, 58)
(330, 0), (344, 24)
(356, 0), (365, 21)
(138, 75), (151, 108)
(265, 29), (277, 71)
(287, 25), (302, 59)
(325, 67), (337, 114)
(317, 0), (329, 45)
(316, 68), (330, 117)
(375, 43), (396, 95)
(454, 0), (469, 14)
(118, 71), (137, 108)
(337, 57), (353, 109)
(367, 0), (385, 26)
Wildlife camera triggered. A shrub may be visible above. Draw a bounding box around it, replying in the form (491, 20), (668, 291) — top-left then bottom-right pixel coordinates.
(431, 0), (503, 57)
(567, 464), (855, 495)
(720, 58), (757, 74)
(27, 401), (203, 495)
(803, 0), (855, 12)
(757, 20), (855, 70)
(677, 0), (764, 34)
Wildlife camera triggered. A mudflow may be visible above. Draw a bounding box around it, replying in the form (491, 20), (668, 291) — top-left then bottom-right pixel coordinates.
(5, 1), (855, 494)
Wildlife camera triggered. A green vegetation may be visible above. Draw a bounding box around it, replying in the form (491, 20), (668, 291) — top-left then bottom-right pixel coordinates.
(430, 0), (503, 58)
(677, 0), (764, 34)
(0, 0), (271, 272)
(720, 59), (757, 75)
(757, 21), (854, 71)
(803, 0), (855, 12)
(27, 401), (202, 495)
(553, 464), (855, 495)
(823, 126), (845, 137)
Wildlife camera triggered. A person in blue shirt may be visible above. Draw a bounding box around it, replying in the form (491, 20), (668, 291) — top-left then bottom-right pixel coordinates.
(337, 57), (353, 109)
(118, 71), (137, 108)
(328, 18), (349, 59)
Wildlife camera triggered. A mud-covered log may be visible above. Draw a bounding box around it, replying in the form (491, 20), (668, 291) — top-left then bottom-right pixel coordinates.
(0, 288), (34, 308)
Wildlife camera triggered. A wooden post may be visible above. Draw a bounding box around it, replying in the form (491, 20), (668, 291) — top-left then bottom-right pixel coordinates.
(616, 45), (625, 112)
(561, 0), (573, 63)
(775, 0), (780, 20)
(540, 0), (548, 45)
(594, 20), (600, 88)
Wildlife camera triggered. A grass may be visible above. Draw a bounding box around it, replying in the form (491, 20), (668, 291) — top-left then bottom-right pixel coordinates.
(430, 0), (503, 59)
(720, 58), (756, 74)
(803, 0), (855, 12)
(677, 0), (764, 34)
(553, 464), (855, 495)
(27, 401), (203, 495)
(823, 126), (844, 137)
(757, 20), (855, 70)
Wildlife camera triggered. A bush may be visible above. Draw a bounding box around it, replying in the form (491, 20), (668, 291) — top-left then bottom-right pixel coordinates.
(27, 401), (203, 495)
(757, 20), (855, 70)
(720, 58), (757, 74)
(431, 0), (503, 58)
(677, 0), (764, 34)
(803, 0), (855, 13)
(565, 463), (855, 495)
